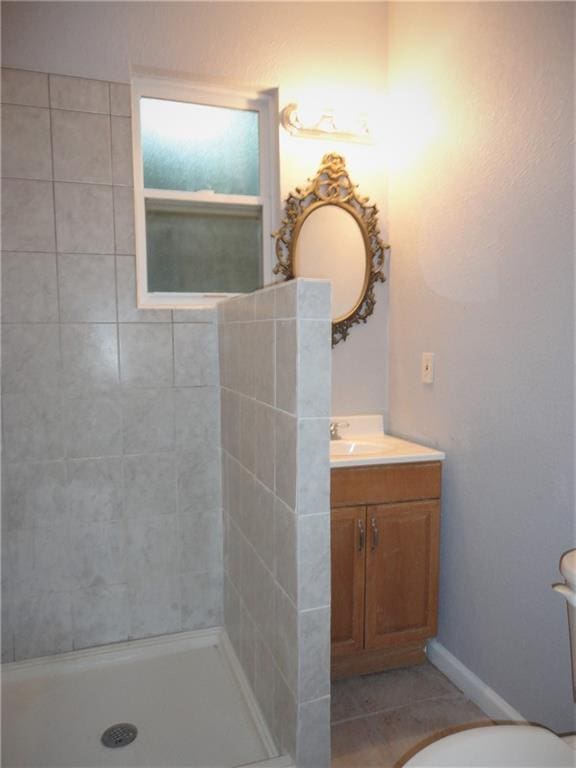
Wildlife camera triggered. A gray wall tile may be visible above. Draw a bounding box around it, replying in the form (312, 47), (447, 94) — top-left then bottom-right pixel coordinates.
(274, 586), (298, 692)
(58, 253), (116, 322)
(13, 591), (73, 661)
(177, 449), (221, 512)
(298, 514), (330, 611)
(54, 182), (114, 254)
(254, 402), (275, 490)
(1, 252), (59, 323)
(10, 525), (72, 595)
(253, 321), (275, 406)
(1, 324), (61, 393)
(2, 460), (67, 531)
(274, 280), (297, 318)
(275, 410), (297, 508)
(71, 584), (129, 649)
(276, 320), (297, 413)
(181, 570), (223, 630)
(110, 83), (131, 117)
(299, 607), (330, 702)
(49, 75), (109, 113)
(297, 697), (331, 768)
(238, 395), (256, 474)
(63, 393), (123, 458)
(298, 279), (331, 319)
(2, 391), (65, 461)
(173, 307), (217, 323)
(69, 521), (124, 588)
(297, 417), (330, 515)
(2, 596), (14, 662)
(2, 179), (55, 251)
(119, 323), (173, 387)
(253, 633), (278, 740)
(248, 481), (275, 573)
(52, 110), (112, 184)
(122, 453), (177, 518)
(2, 68), (49, 107)
(2, 105), (52, 179)
(274, 664), (297, 757)
(121, 388), (174, 454)
(254, 287), (275, 321)
(274, 497), (297, 602)
(61, 323), (119, 392)
(174, 387), (220, 452)
(174, 323), (218, 386)
(179, 509), (222, 573)
(128, 570), (181, 639)
(116, 515), (179, 584)
(113, 186), (135, 254)
(66, 458), (122, 523)
(298, 321), (331, 417)
(111, 116), (132, 185)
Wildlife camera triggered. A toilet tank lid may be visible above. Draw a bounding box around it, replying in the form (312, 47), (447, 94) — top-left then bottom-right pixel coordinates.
(560, 550), (576, 589)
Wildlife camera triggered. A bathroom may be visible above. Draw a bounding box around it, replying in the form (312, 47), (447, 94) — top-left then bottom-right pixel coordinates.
(1, 2), (574, 767)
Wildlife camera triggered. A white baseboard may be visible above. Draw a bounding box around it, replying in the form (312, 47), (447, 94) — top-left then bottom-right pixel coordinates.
(426, 639), (527, 723)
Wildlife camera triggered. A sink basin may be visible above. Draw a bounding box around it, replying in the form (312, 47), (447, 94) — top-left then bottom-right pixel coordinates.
(330, 439), (392, 456)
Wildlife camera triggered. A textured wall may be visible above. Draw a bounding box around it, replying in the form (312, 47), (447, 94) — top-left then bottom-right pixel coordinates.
(387, 2), (575, 731)
(219, 279), (331, 767)
(1, 0), (390, 417)
(1, 69), (223, 661)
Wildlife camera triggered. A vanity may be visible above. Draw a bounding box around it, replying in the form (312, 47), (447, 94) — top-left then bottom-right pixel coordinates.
(330, 418), (445, 679)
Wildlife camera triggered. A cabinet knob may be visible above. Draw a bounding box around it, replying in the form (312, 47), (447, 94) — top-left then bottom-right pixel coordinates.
(370, 517), (379, 550)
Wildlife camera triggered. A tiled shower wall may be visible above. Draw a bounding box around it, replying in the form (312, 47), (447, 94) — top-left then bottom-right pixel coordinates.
(219, 280), (332, 768)
(1, 68), (223, 661)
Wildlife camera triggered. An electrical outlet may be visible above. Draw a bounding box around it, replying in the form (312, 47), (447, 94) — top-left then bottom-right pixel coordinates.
(421, 352), (435, 384)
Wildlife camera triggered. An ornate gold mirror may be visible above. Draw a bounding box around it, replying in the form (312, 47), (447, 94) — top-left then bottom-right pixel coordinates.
(274, 153), (389, 345)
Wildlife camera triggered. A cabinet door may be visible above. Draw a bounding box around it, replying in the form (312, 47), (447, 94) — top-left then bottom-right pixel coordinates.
(331, 506), (366, 657)
(365, 501), (440, 650)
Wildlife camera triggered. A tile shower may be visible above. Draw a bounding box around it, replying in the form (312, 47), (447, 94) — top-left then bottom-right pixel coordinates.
(1, 68), (332, 767)
(1, 69), (223, 660)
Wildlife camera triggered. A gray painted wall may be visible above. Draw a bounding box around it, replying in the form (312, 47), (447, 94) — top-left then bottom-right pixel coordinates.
(1, 69), (223, 660)
(387, 2), (575, 732)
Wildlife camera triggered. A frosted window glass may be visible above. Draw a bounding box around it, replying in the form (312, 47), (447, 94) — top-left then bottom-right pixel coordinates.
(141, 98), (260, 195)
(146, 200), (262, 293)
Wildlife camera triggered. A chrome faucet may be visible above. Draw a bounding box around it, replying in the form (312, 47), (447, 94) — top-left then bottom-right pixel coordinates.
(329, 421), (349, 441)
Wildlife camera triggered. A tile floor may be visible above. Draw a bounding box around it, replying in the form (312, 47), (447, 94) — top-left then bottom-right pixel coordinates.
(331, 662), (491, 767)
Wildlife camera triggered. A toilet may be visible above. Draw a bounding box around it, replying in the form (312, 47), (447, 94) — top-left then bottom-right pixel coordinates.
(404, 550), (576, 768)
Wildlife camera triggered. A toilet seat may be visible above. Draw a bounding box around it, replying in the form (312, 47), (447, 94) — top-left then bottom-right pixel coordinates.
(402, 725), (574, 767)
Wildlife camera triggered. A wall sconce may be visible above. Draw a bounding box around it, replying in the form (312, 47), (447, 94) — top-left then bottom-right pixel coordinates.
(280, 103), (372, 143)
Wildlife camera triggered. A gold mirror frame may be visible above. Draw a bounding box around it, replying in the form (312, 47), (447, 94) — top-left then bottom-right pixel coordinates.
(274, 153), (389, 346)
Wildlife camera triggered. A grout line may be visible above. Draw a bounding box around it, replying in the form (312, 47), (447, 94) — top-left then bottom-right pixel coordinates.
(2, 174), (129, 187)
(330, 692), (468, 727)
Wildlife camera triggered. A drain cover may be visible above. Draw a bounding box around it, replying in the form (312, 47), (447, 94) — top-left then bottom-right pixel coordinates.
(101, 723), (138, 748)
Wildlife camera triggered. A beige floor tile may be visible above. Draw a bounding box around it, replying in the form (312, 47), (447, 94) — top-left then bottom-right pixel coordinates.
(332, 716), (396, 767)
(348, 662), (460, 717)
(368, 695), (490, 766)
(331, 677), (366, 723)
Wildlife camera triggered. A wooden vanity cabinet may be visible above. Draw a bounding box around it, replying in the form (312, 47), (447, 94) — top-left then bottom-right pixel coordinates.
(330, 462), (441, 679)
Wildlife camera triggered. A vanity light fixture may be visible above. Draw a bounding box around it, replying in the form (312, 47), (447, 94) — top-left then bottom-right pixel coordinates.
(280, 103), (372, 143)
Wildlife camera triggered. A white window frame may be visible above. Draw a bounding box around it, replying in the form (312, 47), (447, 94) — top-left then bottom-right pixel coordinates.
(131, 76), (280, 308)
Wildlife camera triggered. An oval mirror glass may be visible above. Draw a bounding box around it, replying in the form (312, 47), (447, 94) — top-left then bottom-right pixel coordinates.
(295, 205), (367, 322)
(274, 153), (388, 345)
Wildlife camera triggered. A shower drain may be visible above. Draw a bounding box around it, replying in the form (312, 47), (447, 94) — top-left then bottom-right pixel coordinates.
(101, 723), (138, 749)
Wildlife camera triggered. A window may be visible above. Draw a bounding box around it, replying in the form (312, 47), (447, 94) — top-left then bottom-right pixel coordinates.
(131, 77), (279, 307)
